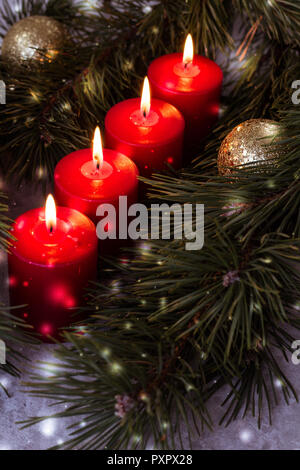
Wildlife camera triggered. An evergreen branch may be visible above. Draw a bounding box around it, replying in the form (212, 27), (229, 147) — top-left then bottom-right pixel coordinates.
(0, 305), (38, 381)
(21, 231), (300, 448)
(233, 0), (300, 45)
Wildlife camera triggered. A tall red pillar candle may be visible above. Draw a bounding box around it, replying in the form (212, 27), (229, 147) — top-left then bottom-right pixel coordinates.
(148, 34), (223, 147)
(105, 77), (185, 178)
(8, 195), (97, 340)
(54, 127), (139, 226)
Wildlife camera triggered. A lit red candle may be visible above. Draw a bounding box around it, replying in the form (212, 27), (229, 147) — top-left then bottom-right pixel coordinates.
(54, 127), (139, 225)
(105, 77), (185, 178)
(8, 195), (97, 339)
(148, 34), (223, 148)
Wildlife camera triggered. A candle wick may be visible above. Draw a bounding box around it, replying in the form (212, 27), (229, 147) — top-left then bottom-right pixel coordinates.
(49, 225), (53, 234)
(143, 110), (147, 118)
(96, 161), (100, 171)
(184, 62), (188, 69)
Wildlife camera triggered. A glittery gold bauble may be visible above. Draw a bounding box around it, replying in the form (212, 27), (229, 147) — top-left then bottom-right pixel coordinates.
(218, 119), (281, 176)
(1, 16), (67, 71)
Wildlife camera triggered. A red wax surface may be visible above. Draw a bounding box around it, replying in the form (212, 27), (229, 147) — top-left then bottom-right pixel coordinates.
(105, 98), (185, 178)
(8, 207), (97, 340)
(54, 149), (139, 224)
(148, 53), (223, 146)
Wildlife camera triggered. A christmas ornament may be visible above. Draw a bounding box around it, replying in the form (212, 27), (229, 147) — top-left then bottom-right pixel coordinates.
(1, 16), (67, 70)
(218, 119), (281, 176)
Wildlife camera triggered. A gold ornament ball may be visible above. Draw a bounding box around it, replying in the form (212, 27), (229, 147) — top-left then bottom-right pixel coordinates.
(218, 119), (281, 176)
(1, 16), (67, 71)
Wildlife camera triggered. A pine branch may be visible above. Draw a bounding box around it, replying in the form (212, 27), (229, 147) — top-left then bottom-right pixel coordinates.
(0, 0), (234, 184)
(0, 189), (38, 382)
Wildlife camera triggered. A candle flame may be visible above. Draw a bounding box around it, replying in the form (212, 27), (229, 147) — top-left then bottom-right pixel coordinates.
(93, 126), (104, 170)
(45, 194), (57, 233)
(140, 77), (151, 118)
(183, 34), (194, 66)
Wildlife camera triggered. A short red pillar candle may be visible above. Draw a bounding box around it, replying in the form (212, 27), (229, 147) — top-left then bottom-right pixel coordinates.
(8, 195), (97, 340)
(54, 127), (139, 225)
(148, 34), (223, 147)
(105, 77), (185, 178)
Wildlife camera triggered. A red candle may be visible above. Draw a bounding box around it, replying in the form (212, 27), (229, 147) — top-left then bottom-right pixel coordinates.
(105, 77), (185, 178)
(8, 195), (97, 340)
(148, 34), (223, 147)
(54, 127), (139, 225)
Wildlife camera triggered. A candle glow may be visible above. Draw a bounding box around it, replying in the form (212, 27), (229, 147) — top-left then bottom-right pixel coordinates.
(93, 126), (104, 170)
(45, 194), (57, 233)
(8, 203), (97, 339)
(183, 34), (194, 66)
(105, 79), (185, 178)
(140, 77), (151, 118)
